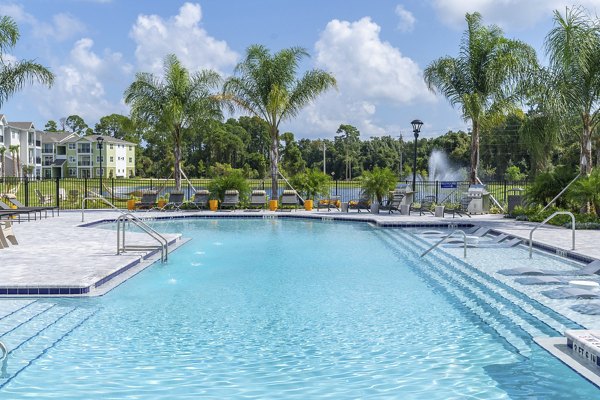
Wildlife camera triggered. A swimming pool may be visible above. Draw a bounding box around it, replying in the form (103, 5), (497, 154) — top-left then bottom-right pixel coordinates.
(0, 218), (597, 398)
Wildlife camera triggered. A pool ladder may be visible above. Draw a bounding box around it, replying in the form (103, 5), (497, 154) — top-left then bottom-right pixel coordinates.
(81, 196), (169, 262)
(529, 211), (575, 259)
(421, 229), (468, 259)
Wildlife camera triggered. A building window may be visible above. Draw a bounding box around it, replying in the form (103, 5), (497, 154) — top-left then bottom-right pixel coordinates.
(42, 144), (54, 153)
(77, 143), (91, 153)
(68, 143), (75, 150)
(96, 168), (102, 176)
(96, 156), (103, 163)
(128, 146), (132, 150)
(109, 156), (113, 162)
(69, 156), (76, 163)
(44, 169), (51, 178)
(109, 144), (113, 149)
(129, 157), (132, 163)
(68, 168), (76, 177)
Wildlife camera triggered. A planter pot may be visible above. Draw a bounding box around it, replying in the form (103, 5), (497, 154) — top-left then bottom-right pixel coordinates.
(435, 205), (445, 218)
(209, 199), (219, 211)
(157, 199), (167, 209)
(371, 203), (380, 214)
(127, 199), (136, 210)
(269, 199), (278, 211)
(304, 199), (313, 211)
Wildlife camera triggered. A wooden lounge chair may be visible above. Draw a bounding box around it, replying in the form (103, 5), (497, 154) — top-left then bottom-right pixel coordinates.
(220, 190), (240, 210)
(135, 191), (159, 210)
(161, 191), (185, 211)
(189, 190), (210, 210)
(0, 220), (18, 249)
(247, 190), (267, 211)
(347, 193), (371, 213)
(279, 190), (299, 211)
(409, 195), (436, 216)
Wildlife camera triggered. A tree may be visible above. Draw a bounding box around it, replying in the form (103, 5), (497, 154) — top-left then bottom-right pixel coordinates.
(544, 6), (600, 175)
(8, 144), (19, 177)
(0, 15), (54, 108)
(335, 124), (361, 180)
(424, 12), (536, 183)
(95, 114), (141, 142)
(223, 45), (336, 199)
(124, 54), (223, 190)
(44, 120), (58, 132)
(65, 115), (88, 136)
(0, 146), (5, 178)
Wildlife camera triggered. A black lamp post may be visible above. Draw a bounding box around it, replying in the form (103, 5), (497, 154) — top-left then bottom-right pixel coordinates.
(96, 136), (104, 194)
(410, 119), (423, 191)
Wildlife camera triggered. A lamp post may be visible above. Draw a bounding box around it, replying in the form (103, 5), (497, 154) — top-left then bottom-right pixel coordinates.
(410, 119), (423, 192)
(96, 136), (104, 195)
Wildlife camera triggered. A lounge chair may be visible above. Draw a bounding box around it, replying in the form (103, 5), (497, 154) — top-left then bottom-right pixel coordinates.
(542, 287), (600, 299)
(409, 195), (435, 216)
(135, 191), (159, 211)
(220, 190), (240, 210)
(34, 189), (53, 206)
(445, 237), (522, 249)
(68, 189), (80, 202)
(571, 303), (600, 315)
(0, 198), (40, 220)
(444, 197), (472, 218)
(161, 192), (185, 211)
(247, 190), (267, 211)
(317, 196), (341, 211)
(4, 193), (58, 217)
(498, 260), (600, 276)
(515, 276), (577, 285)
(0, 220), (18, 248)
(381, 191), (405, 214)
(189, 190), (210, 210)
(347, 193), (371, 213)
(279, 190), (299, 211)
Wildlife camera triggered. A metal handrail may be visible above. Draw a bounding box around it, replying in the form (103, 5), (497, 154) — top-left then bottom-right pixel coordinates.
(81, 196), (119, 222)
(278, 171), (305, 203)
(529, 211), (575, 258)
(116, 213), (168, 262)
(421, 229), (468, 259)
(541, 173), (581, 212)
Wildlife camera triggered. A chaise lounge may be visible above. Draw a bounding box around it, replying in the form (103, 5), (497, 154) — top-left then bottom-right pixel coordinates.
(498, 260), (600, 276)
(220, 190), (240, 210)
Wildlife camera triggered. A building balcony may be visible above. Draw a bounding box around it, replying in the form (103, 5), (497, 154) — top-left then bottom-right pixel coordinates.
(78, 162), (92, 167)
(42, 160), (54, 166)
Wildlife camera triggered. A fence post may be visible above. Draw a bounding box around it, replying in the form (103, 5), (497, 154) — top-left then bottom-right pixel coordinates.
(55, 177), (60, 208)
(335, 179), (338, 196)
(435, 181), (439, 203)
(84, 178), (88, 199)
(504, 181), (507, 204)
(150, 179), (153, 191)
(24, 177), (29, 206)
(111, 178), (115, 204)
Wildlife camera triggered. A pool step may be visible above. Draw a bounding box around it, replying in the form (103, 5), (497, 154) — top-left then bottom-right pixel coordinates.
(0, 302), (96, 388)
(374, 229), (534, 358)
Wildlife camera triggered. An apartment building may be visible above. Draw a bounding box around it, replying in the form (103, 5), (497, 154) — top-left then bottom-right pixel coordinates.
(0, 114), (42, 178)
(40, 132), (136, 179)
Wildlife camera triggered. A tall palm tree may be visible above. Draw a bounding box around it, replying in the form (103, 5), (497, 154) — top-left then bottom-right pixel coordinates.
(424, 13), (536, 183)
(544, 6), (600, 175)
(8, 144), (19, 177)
(124, 54), (223, 190)
(223, 45), (336, 199)
(0, 15), (54, 108)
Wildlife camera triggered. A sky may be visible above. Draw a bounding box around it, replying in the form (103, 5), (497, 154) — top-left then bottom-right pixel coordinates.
(2, 0), (600, 140)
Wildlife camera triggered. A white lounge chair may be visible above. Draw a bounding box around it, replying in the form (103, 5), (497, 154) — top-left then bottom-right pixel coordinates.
(499, 260), (600, 276)
(542, 287), (600, 299)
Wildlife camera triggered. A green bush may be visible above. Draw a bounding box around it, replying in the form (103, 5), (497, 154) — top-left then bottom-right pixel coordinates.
(524, 165), (577, 208)
(360, 167), (397, 204)
(567, 169), (600, 217)
(208, 170), (250, 203)
(290, 169), (331, 201)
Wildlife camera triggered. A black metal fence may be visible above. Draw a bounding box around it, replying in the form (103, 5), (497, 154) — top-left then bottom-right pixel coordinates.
(0, 177), (530, 210)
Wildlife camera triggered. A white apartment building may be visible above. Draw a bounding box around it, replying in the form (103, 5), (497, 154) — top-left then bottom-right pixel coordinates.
(0, 114), (42, 178)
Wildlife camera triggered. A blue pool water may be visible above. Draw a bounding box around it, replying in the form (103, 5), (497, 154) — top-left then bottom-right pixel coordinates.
(0, 219), (598, 398)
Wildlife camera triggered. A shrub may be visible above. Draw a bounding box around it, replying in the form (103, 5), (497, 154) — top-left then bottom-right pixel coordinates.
(360, 167), (397, 204)
(290, 169), (331, 201)
(208, 170), (250, 203)
(524, 165), (577, 207)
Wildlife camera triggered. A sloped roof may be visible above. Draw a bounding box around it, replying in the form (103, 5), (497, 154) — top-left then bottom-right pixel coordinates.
(64, 134), (135, 145)
(39, 132), (76, 143)
(7, 121), (35, 130)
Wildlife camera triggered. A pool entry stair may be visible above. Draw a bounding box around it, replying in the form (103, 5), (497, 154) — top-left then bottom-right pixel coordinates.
(375, 228), (582, 359)
(0, 299), (95, 388)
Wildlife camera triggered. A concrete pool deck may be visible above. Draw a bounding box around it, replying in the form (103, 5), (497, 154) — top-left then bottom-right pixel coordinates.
(1, 208), (599, 296)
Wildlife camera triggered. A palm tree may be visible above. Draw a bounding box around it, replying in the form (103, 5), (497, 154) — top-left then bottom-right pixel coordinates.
(544, 6), (600, 175)
(8, 145), (19, 177)
(223, 45), (336, 199)
(124, 54), (223, 190)
(0, 15), (54, 108)
(424, 12), (536, 183)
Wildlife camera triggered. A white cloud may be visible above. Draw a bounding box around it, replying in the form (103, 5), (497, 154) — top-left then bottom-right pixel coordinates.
(395, 5), (416, 32)
(30, 38), (132, 123)
(130, 2), (238, 74)
(432, 0), (600, 29)
(0, 3), (85, 41)
(294, 17), (435, 138)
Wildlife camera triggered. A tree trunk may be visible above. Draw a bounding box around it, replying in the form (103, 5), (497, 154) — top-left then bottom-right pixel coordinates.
(269, 127), (279, 200)
(173, 127), (182, 191)
(469, 121), (479, 184)
(581, 118), (593, 175)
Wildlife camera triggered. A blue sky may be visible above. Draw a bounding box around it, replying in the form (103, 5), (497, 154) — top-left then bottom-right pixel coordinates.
(1, 0), (599, 140)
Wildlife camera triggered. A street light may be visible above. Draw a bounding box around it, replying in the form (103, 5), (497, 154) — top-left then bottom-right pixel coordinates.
(96, 136), (104, 195)
(410, 119), (423, 192)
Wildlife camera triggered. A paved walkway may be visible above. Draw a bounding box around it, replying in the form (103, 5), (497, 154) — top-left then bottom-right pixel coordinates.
(0, 208), (598, 296)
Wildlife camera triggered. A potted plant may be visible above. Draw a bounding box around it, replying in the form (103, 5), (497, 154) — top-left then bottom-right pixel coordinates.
(127, 195), (137, 210)
(359, 167), (397, 213)
(290, 169), (331, 211)
(208, 169), (250, 210)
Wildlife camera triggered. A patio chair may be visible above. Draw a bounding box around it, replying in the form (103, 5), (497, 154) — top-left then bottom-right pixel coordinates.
(0, 198), (41, 220)
(498, 260), (600, 276)
(347, 192), (371, 213)
(68, 189), (80, 203)
(189, 190), (210, 210)
(279, 190), (299, 211)
(220, 190), (240, 210)
(5, 193), (58, 217)
(542, 287), (600, 299)
(317, 196), (341, 211)
(247, 190), (267, 211)
(161, 191), (185, 211)
(0, 220), (18, 248)
(34, 189), (53, 205)
(409, 195), (436, 216)
(135, 191), (159, 211)
(381, 191), (405, 214)
(444, 197), (472, 218)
